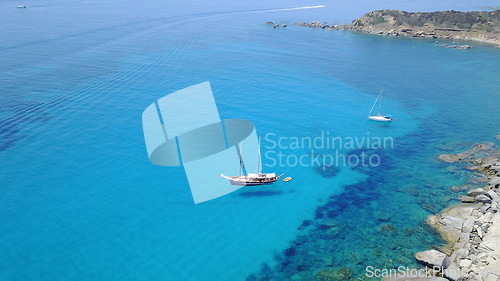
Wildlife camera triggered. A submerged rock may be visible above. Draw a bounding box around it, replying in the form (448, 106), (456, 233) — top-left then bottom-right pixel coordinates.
(460, 195), (475, 203)
(315, 165), (340, 178)
(314, 267), (352, 281)
(438, 154), (462, 163)
(447, 166), (460, 174)
(378, 224), (398, 233)
(377, 212), (393, 222)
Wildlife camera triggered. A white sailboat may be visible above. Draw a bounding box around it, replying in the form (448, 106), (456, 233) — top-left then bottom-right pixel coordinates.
(16, 0), (27, 8)
(221, 141), (282, 186)
(368, 89), (392, 122)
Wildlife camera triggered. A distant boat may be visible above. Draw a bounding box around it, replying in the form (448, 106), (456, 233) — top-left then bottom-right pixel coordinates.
(368, 89), (392, 122)
(221, 141), (282, 186)
(17, 5), (27, 8)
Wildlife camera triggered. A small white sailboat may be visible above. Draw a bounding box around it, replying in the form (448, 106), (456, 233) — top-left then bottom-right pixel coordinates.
(368, 89), (392, 122)
(16, 0), (27, 8)
(221, 141), (282, 186)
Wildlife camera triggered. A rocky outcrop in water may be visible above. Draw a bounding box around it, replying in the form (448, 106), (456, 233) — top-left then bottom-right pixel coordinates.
(266, 21), (287, 28)
(438, 143), (495, 163)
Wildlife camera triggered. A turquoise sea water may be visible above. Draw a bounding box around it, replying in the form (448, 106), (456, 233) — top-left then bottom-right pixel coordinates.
(1, 0), (499, 280)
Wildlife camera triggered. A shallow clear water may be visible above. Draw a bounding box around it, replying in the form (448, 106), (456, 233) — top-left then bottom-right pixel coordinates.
(1, 0), (499, 280)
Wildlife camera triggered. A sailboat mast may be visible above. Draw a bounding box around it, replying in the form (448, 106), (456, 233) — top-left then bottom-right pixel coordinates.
(368, 89), (384, 116)
(257, 138), (261, 174)
(240, 142), (243, 176)
(378, 93), (383, 115)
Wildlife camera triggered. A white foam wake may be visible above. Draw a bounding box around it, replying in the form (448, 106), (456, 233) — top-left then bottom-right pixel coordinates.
(271, 5), (326, 12)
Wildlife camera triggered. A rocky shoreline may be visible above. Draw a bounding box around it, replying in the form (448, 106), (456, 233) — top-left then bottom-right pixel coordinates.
(248, 137), (500, 281)
(294, 10), (500, 47)
(295, 21), (497, 47)
(386, 138), (500, 281)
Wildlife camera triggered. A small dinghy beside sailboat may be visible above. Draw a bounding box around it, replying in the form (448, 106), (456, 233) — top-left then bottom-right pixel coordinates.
(368, 89), (392, 122)
(221, 142), (282, 186)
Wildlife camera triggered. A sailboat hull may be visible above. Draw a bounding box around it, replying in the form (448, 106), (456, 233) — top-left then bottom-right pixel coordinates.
(368, 115), (392, 122)
(222, 173), (280, 186)
(228, 179), (277, 186)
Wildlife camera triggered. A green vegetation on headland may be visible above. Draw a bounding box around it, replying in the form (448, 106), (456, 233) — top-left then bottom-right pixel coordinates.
(295, 10), (500, 46)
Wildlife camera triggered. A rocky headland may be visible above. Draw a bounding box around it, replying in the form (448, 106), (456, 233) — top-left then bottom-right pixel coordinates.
(295, 10), (500, 46)
(385, 139), (500, 281)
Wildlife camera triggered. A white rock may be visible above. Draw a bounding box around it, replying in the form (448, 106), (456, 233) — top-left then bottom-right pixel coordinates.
(454, 248), (470, 259)
(485, 212), (494, 221)
(487, 190), (499, 202)
(478, 217), (486, 224)
(444, 262), (462, 281)
(463, 217), (476, 233)
(483, 273), (498, 281)
(469, 188), (489, 197)
(477, 252), (488, 260)
(484, 260), (500, 276)
(478, 227), (484, 239)
(454, 240), (470, 252)
(491, 202), (500, 211)
(416, 250), (450, 268)
(480, 213), (500, 253)
(427, 215), (440, 226)
(481, 268), (491, 280)
(459, 258), (473, 268)
(442, 215), (465, 230)
(476, 195), (493, 204)
(438, 225), (462, 242)
(471, 264), (481, 274)
(485, 256), (496, 266)
(489, 177), (500, 186)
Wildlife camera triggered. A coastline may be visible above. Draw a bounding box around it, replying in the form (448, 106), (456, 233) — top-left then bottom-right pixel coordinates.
(293, 9), (500, 47)
(295, 21), (500, 47)
(388, 138), (500, 281)
(249, 137), (500, 281)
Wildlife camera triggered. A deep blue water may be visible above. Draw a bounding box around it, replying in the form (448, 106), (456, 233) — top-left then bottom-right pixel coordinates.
(1, 0), (499, 280)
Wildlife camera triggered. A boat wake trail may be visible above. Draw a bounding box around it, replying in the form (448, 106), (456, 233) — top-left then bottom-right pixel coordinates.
(267, 5), (326, 12)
